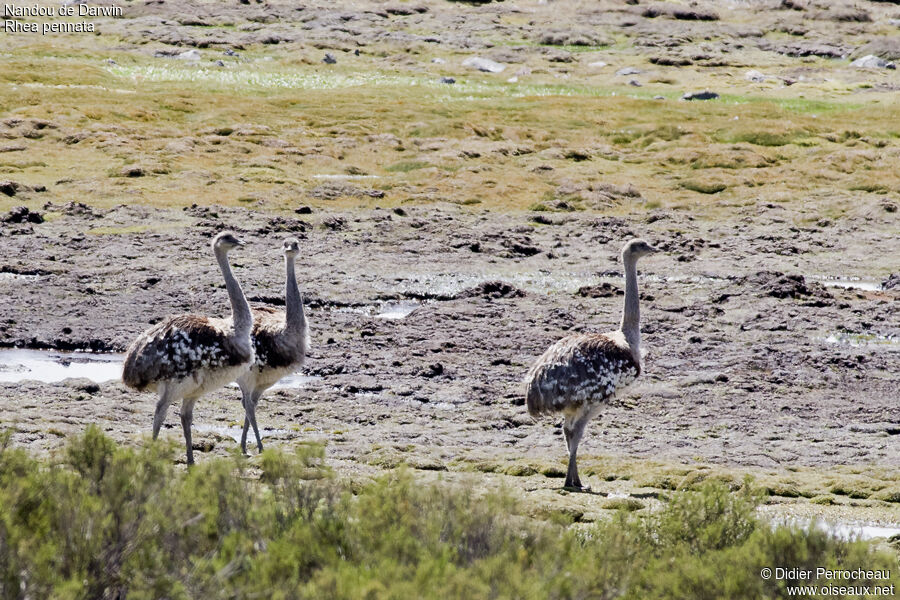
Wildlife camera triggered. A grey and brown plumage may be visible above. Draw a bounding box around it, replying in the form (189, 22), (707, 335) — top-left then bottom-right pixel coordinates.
(122, 231), (254, 465)
(237, 237), (310, 455)
(525, 238), (658, 491)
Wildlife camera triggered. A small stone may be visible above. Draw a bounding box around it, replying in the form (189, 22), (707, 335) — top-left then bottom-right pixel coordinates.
(214, 60), (225, 67)
(3, 206), (43, 223)
(628, 79), (642, 87)
(462, 56), (506, 73)
(745, 69), (768, 82)
(323, 53), (337, 64)
(0, 181), (18, 196)
(615, 67), (641, 76)
(439, 76), (455, 84)
(176, 49), (201, 61)
(682, 90), (719, 100)
(223, 49), (238, 57)
(431, 57), (446, 64)
(295, 206), (312, 215)
(122, 166), (145, 178)
(105, 58), (117, 65)
(588, 61), (608, 68)
(850, 54), (896, 69)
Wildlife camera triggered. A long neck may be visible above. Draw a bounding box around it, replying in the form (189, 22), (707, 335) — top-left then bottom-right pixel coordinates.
(284, 254), (306, 333)
(620, 255), (641, 355)
(215, 248), (252, 335)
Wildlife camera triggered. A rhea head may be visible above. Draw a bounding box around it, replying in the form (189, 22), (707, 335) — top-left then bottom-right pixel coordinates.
(212, 231), (245, 252)
(282, 237), (300, 257)
(621, 238), (658, 262)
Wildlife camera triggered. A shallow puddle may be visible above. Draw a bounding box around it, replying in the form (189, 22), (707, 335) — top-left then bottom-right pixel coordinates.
(823, 333), (900, 348)
(772, 516), (900, 541)
(0, 349), (123, 383)
(0, 349), (322, 388)
(194, 423), (289, 444)
(270, 374), (322, 390)
(0, 273), (41, 282)
(374, 301), (420, 320)
(812, 276), (882, 292)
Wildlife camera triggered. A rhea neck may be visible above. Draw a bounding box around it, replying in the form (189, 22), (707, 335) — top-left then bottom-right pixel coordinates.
(284, 252), (306, 333)
(214, 245), (252, 335)
(619, 252), (641, 360)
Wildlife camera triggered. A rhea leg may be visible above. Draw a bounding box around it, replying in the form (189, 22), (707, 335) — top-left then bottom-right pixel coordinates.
(240, 387), (264, 455)
(563, 405), (602, 491)
(181, 398), (197, 465)
(239, 385), (252, 455)
(152, 384), (176, 440)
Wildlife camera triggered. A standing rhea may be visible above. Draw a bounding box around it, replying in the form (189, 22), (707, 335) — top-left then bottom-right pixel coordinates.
(122, 231), (254, 465)
(237, 237), (310, 455)
(525, 238), (658, 491)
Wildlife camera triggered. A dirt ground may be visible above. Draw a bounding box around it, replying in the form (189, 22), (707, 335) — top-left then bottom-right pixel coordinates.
(2, 201), (897, 470)
(1, 0), (899, 522)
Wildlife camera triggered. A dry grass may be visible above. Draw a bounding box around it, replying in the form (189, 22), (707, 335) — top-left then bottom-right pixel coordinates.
(0, 38), (897, 221)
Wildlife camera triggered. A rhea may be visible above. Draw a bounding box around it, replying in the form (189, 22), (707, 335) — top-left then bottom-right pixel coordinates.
(525, 238), (658, 491)
(122, 231), (254, 465)
(237, 236), (310, 455)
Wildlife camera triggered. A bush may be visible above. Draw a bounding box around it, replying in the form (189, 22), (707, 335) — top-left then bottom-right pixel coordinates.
(1, 429), (897, 599)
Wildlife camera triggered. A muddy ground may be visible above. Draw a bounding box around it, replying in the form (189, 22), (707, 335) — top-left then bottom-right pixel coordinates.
(1, 201), (897, 475)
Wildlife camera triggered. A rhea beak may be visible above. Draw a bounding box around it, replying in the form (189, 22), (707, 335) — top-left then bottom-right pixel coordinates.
(236, 239), (246, 247)
(647, 244), (660, 254)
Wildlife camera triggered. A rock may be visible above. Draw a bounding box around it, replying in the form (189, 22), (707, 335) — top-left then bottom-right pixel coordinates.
(431, 57), (446, 64)
(577, 282), (622, 298)
(458, 281), (525, 299)
(882, 274), (900, 291)
(295, 206), (313, 215)
(747, 271), (832, 303)
(121, 166), (145, 178)
(649, 55), (692, 66)
(616, 67), (641, 76)
(322, 216), (345, 231)
(308, 182), (384, 200)
(628, 79), (642, 87)
(3, 206), (43, 224)
(323, 52), (337, 64)
(176, 49), (201, 61)
(745, 69), (769, 82)
(439, 76), (455, 84)
(461, 56), (506, 73)
(0, 181), (18, 197)
(850, 55), (896, 69)
(213, 59), (225, 67)
(537, 29), (611, 46)
(642, 3), (718, 20)
(588, 61), (608, 68)
(682, 90), (719, 100)
(771, 41), (849, 59)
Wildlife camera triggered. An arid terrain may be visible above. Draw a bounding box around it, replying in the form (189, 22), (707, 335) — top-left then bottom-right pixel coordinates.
(1, 0), (899, 527)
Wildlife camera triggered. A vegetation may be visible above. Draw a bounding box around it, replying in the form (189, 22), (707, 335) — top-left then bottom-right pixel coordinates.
(1, 428), (897, 599)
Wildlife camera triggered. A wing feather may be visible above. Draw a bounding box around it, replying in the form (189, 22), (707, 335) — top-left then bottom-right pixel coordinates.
(525, 333), (640, 416)
(122, 315), (251, 390)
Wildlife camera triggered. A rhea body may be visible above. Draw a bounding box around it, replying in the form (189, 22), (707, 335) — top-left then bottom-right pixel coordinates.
(122, 231), (254, 465)
(237, 237), (310, 455)
(525, 239), (658, 491)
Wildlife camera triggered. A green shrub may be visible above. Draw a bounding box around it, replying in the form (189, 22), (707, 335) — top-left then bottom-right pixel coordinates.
(1, 430), (897, 599)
